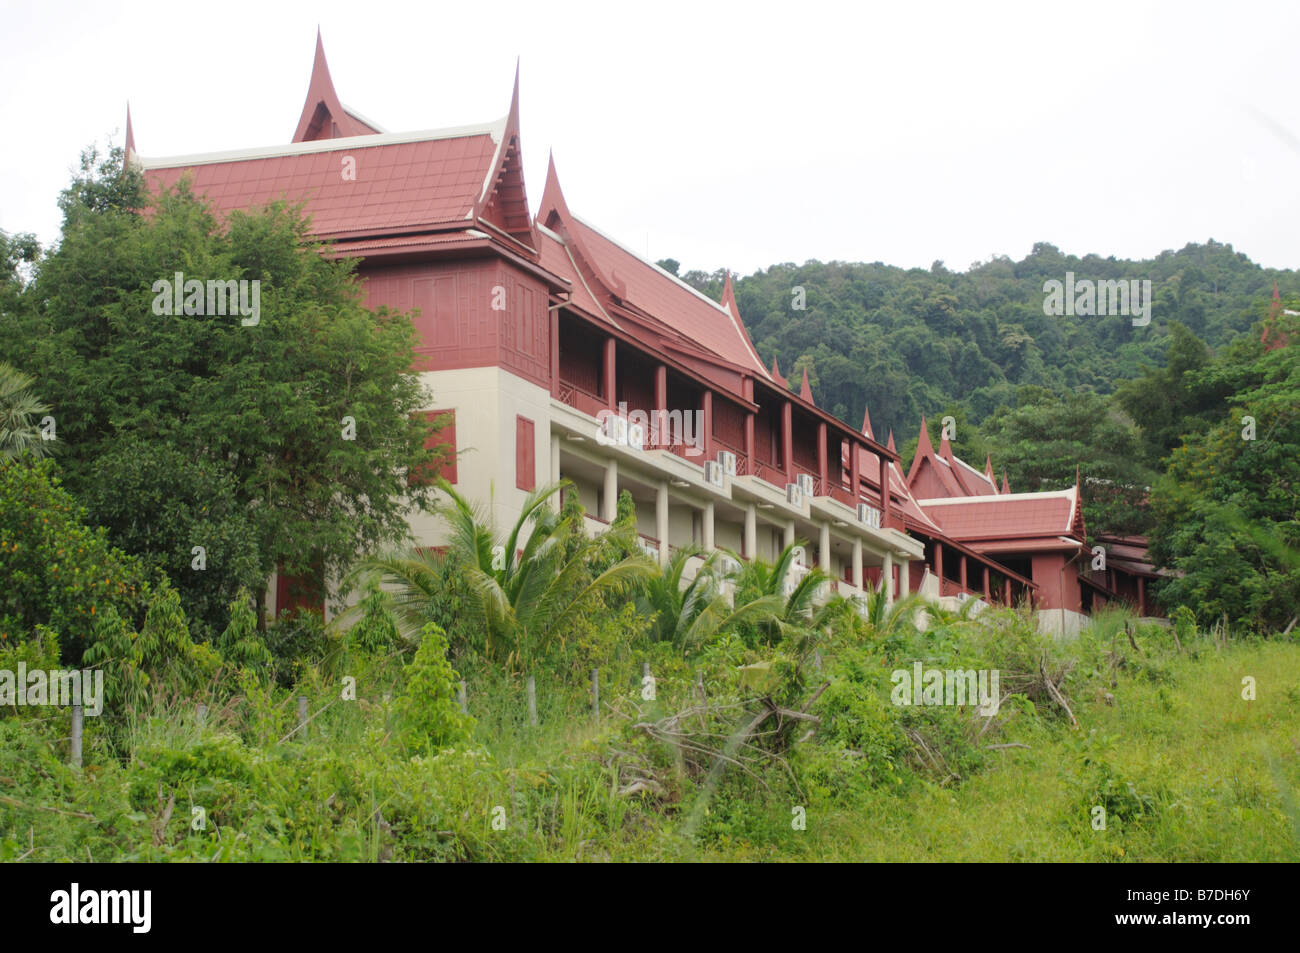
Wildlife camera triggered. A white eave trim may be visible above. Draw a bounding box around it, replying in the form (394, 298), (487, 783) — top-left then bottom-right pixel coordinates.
(140, 116), (507, 169)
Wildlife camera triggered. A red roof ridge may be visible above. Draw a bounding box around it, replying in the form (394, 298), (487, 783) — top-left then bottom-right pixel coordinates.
(473, 60), (537, 253)
(917, 488), (1078, 505)
(138, 118), (505, 170)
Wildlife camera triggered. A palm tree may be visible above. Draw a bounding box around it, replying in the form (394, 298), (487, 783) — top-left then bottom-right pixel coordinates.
(639, 546), (784, 653)
(350, 479), (655, 668)
(0, 362), (51, 460)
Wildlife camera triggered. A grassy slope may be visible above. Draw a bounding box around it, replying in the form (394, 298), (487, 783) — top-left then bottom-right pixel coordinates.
(1, 629), (1297, 862)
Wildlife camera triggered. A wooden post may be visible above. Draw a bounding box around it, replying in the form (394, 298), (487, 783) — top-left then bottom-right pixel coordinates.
(196, 703), (207, 727)
(458, 680), (468, 714)
(527, 675), (538, 727)
(591, 668), (600, 721)
(297, 696), (308, 741)
(70, 704), (83, 768)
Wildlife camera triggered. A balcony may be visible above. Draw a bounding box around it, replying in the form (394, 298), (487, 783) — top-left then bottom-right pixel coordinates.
(557, 380), (606, 419)
(751, 459), (785, 487)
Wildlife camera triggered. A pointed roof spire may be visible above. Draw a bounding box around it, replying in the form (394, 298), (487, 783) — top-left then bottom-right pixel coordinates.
(887, 429), (896, 453)
(292, 30), (370, 142)
(799, 366), (814, 403)
(720, 270), (738, 315)
(1001, 470), (1009, 494)
(916, 416), (934, 459)
(473, 59), (536, 252)
(938, 426), (954, 461)
(124, 103), (136, 164)
(861, 405), (874, 441)
(770, 356), (787, 388)
(984, 454), (996, 488)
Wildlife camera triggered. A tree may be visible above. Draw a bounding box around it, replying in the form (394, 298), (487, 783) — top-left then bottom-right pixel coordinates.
(351, 480), (655, 668)
(0, 362), (51, 460)
(980, 388), (1156, 536)
(1147, 323), (1300, 629)
(0, 146), (445, 625)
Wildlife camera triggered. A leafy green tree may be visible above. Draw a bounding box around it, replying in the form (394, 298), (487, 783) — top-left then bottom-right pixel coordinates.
(979, 388), (1156, 535)
(397, 622), (473, 751)
(0, 457), (150, 657)
(352, 480), (655, 668)
(0, 146), (444, 624)
(1148, 326), (1300, 629)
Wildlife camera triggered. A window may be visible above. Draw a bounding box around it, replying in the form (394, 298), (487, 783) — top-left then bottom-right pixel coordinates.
(516, 415), (535, 490)
(411, 409), (456, 485)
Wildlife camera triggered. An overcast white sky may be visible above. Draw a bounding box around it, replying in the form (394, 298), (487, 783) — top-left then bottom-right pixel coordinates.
(4, 0), (1300, 275)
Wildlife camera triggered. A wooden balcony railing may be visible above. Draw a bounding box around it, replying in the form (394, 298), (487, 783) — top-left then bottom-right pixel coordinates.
(752, 459), (785, 487)
(557, 380), (606, 418)
(829, 484), (857, 507)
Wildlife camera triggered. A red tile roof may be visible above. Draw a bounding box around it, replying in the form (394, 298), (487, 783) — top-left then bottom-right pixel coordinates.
(142, 128), (502, 239)
(566, 216), (772, 379)
(917, 489), (1084, 546)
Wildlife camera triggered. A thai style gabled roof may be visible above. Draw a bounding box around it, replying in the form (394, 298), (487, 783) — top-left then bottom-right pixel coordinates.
(136, 34), (533, 260)
(917, 486), (1086, 552)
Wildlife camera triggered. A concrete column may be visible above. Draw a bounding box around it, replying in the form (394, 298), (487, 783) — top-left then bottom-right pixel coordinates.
(982, 564), (990, 601)
(550, 433), (561, 508)
(784, 519), (796, 553)
(703, 501), (715, 552)
(883, 551), (895, 605)
(656, 481), (669, 566)
(935, 543), (944, 593)
(819, 522), (831, 571)
(744, 503), (757, 560)
(898, 555), (910, 598)
(959, 553), (968, 593)
(603, 459), (618, 522)
(852, 538), (863, 592)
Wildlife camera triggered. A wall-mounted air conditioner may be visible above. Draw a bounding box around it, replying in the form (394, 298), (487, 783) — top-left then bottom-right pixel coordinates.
(717, 450), (737, 476)
(796, 473), (815, 495)
(785, 483), (803, 506)
(705, 461), (723, 486)
(856, 503), (881, 528)
(627, 421), (645, 450)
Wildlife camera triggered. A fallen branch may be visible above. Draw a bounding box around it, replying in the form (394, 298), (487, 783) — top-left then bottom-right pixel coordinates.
(0, 794), (96, 821)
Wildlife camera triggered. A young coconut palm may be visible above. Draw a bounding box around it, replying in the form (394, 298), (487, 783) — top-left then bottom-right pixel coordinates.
(350, 479), (655, 668)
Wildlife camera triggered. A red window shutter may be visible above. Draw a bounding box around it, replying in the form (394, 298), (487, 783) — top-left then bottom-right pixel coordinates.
(516, 415), (535, 490)
(412, 409), (456, 485)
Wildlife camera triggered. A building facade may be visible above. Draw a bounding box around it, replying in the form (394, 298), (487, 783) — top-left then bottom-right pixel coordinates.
(132, 36), (1155, 630)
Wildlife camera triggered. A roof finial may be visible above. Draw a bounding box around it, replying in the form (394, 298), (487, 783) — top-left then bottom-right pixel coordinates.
(887, 429), (896, 453)
(1001, 470), (1009, 494)
(124, 103), (136, 162)
(799, 365), (813, 403)
(720, 270), (738, 315)
(292, 30), (368, 142)
(861, 404), (874, 440)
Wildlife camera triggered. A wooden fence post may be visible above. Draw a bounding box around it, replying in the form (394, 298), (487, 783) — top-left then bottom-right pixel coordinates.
(70, 704), (83, 768)
(527, 675), (538, 727)
(591, 668), (600, 721)
(297, 696), (308, 741)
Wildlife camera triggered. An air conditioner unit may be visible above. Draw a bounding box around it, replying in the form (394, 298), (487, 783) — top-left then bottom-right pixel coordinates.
(856, 503), (881, 528)
(716, 450), (737, 476)
(718, 556), (741, 575)
(705, 461), (724, 486)
(785, 483), (803, 506)
(626, 421), (645, 450)
(796, 473), (815, 495)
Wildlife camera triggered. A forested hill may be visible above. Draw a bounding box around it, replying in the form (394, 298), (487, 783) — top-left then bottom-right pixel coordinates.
(660, 240), (1288, 443)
